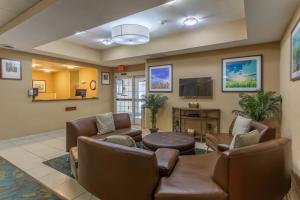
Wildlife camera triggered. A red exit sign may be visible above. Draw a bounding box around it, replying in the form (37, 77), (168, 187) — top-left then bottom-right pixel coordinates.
(116, 65), (125, 71)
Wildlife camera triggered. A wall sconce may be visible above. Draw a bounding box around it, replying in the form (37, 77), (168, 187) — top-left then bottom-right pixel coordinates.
(81, 80), (87, 84)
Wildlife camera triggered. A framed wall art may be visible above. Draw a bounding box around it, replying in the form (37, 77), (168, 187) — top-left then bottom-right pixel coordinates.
(291, 18), (300, 81)
(32, 80), (46, 93)
(101, 72), (110, 85)
(0, 59), (22, 80)
(222, 55), (262, 92)
(148, 64), (173, 93)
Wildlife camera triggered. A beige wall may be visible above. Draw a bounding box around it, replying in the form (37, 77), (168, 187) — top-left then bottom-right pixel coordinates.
(0, 48), (113, 140)
(146, 43), (280, 133)
(79, 68), (98, 98)
(70, 71), (79, 98)
(32, 71), (56, 99)
(53, 71), (71, 99)
(280, 4), (300, 177)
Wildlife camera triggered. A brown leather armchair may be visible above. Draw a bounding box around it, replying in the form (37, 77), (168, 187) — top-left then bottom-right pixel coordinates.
(77, 136), (291, 200)
(206, 118), (275, 151)
(77, 136), (179, 200)
(66, 113), (142, 151)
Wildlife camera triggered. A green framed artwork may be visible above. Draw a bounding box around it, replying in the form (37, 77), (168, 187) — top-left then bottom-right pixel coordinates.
(222, 55), (262, 92)
(291, 18), (300, 81)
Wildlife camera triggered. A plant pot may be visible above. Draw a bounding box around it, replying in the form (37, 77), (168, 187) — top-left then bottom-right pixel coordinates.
(149, 128), (159, 133)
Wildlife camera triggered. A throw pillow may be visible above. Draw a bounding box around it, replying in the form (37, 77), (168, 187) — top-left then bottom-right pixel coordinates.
(230, 129), (261, 149)
(232, 116), (252, 136)
(103, 135), (136, 147)
(96, 112), (116, 134)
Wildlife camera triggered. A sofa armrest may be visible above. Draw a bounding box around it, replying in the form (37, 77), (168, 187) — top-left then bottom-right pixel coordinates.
(218, 144), (230, 152)
(155, 148), (179, 176)
(66, 117), (98, 152)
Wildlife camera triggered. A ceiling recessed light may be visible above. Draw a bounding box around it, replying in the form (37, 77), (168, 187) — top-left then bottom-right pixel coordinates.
(98, 38), (113, 46)
(74, 31), (84, 36)
(63, 64), (77, 69)
(183, 17), (199, 26)
(166, 0), (176, 5)
(43, 69), (52, 73)
(32, 64), (40, 68)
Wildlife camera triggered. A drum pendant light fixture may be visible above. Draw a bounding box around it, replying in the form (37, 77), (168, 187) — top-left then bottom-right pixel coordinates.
(112, 24), (150, 45)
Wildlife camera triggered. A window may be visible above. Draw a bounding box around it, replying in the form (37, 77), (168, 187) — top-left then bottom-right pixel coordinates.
(32, 59), (98, 101)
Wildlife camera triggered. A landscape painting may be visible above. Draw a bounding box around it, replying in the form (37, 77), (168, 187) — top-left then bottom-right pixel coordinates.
(222, 56), (262, 92)
(291, 19), (300, 81)
(32, 80), (46, 93)
(149, 64), (172, 93)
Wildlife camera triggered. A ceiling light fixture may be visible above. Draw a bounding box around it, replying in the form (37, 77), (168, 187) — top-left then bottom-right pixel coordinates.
(98, 38), (113, 46)
(112, 24), (150, 45)
(32, 64), (40, 68)
(183, 17), (199, 26)
(166, 0), (176, 5)
(63, 64), (77, 69)
(74, 31), (84, 36)
(43, 69), (52, 73)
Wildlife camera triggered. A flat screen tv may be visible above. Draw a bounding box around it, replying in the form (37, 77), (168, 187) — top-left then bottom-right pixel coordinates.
(179, 77), (213, 97)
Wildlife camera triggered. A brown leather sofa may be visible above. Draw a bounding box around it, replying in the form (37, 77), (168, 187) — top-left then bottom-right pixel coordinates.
(206, 118), (275, 151)
(66, 113), (142, 152)
(77, 136), (292, 200)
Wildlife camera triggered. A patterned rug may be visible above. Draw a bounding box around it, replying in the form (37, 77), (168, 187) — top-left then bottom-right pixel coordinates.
(44, 144), (208, 179)
(43, 154), (73, 178)
(0, 156), (63, 200)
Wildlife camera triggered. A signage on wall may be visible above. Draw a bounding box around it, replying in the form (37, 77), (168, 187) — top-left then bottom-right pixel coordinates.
(116, 65), (125, 71)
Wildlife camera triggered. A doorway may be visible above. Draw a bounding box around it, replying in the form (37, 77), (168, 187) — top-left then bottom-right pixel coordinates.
(115, 74), (146, 126)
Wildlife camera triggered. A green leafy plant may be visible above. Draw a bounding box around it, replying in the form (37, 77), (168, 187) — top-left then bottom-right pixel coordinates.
(143, 94), (168, 130)
(233, 91), (282, 122)
(207, 123), (214, 131)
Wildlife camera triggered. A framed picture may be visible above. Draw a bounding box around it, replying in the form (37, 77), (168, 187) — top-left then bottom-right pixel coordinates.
(0, 59), (22, 80)
(101, 72), (110, 85)
(291, 19), (300, 81)
(32, 80), (46, 93)
(222, 55), (262, 92)
(149, 64), (173, 93)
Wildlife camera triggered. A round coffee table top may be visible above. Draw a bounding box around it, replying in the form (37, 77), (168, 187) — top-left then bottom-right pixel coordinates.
(142, 132), (195, 153)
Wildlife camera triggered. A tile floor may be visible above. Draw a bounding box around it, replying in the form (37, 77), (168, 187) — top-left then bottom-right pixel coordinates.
(0, 129), (207, 200)
(0, 129), (100, 200)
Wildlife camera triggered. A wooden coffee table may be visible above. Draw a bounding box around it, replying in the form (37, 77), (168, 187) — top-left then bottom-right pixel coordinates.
(142, 132), (195, 155)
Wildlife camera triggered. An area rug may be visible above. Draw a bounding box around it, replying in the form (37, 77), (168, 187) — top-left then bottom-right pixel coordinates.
(44, 144), (208, 179)
(0, 156), (63, 200)
(43, 154), (73, 178)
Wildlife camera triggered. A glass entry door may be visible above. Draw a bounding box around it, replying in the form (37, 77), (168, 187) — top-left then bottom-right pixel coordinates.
(115, 75), (145, 125)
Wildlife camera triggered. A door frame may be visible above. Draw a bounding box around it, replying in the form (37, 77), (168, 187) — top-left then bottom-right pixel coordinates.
(114, 71), (145, 125)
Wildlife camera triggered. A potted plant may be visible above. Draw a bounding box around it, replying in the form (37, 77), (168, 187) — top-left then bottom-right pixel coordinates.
(207, 123), (214, 133)
(233, 91), (282, 122)
(143, 94), (168, 133)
